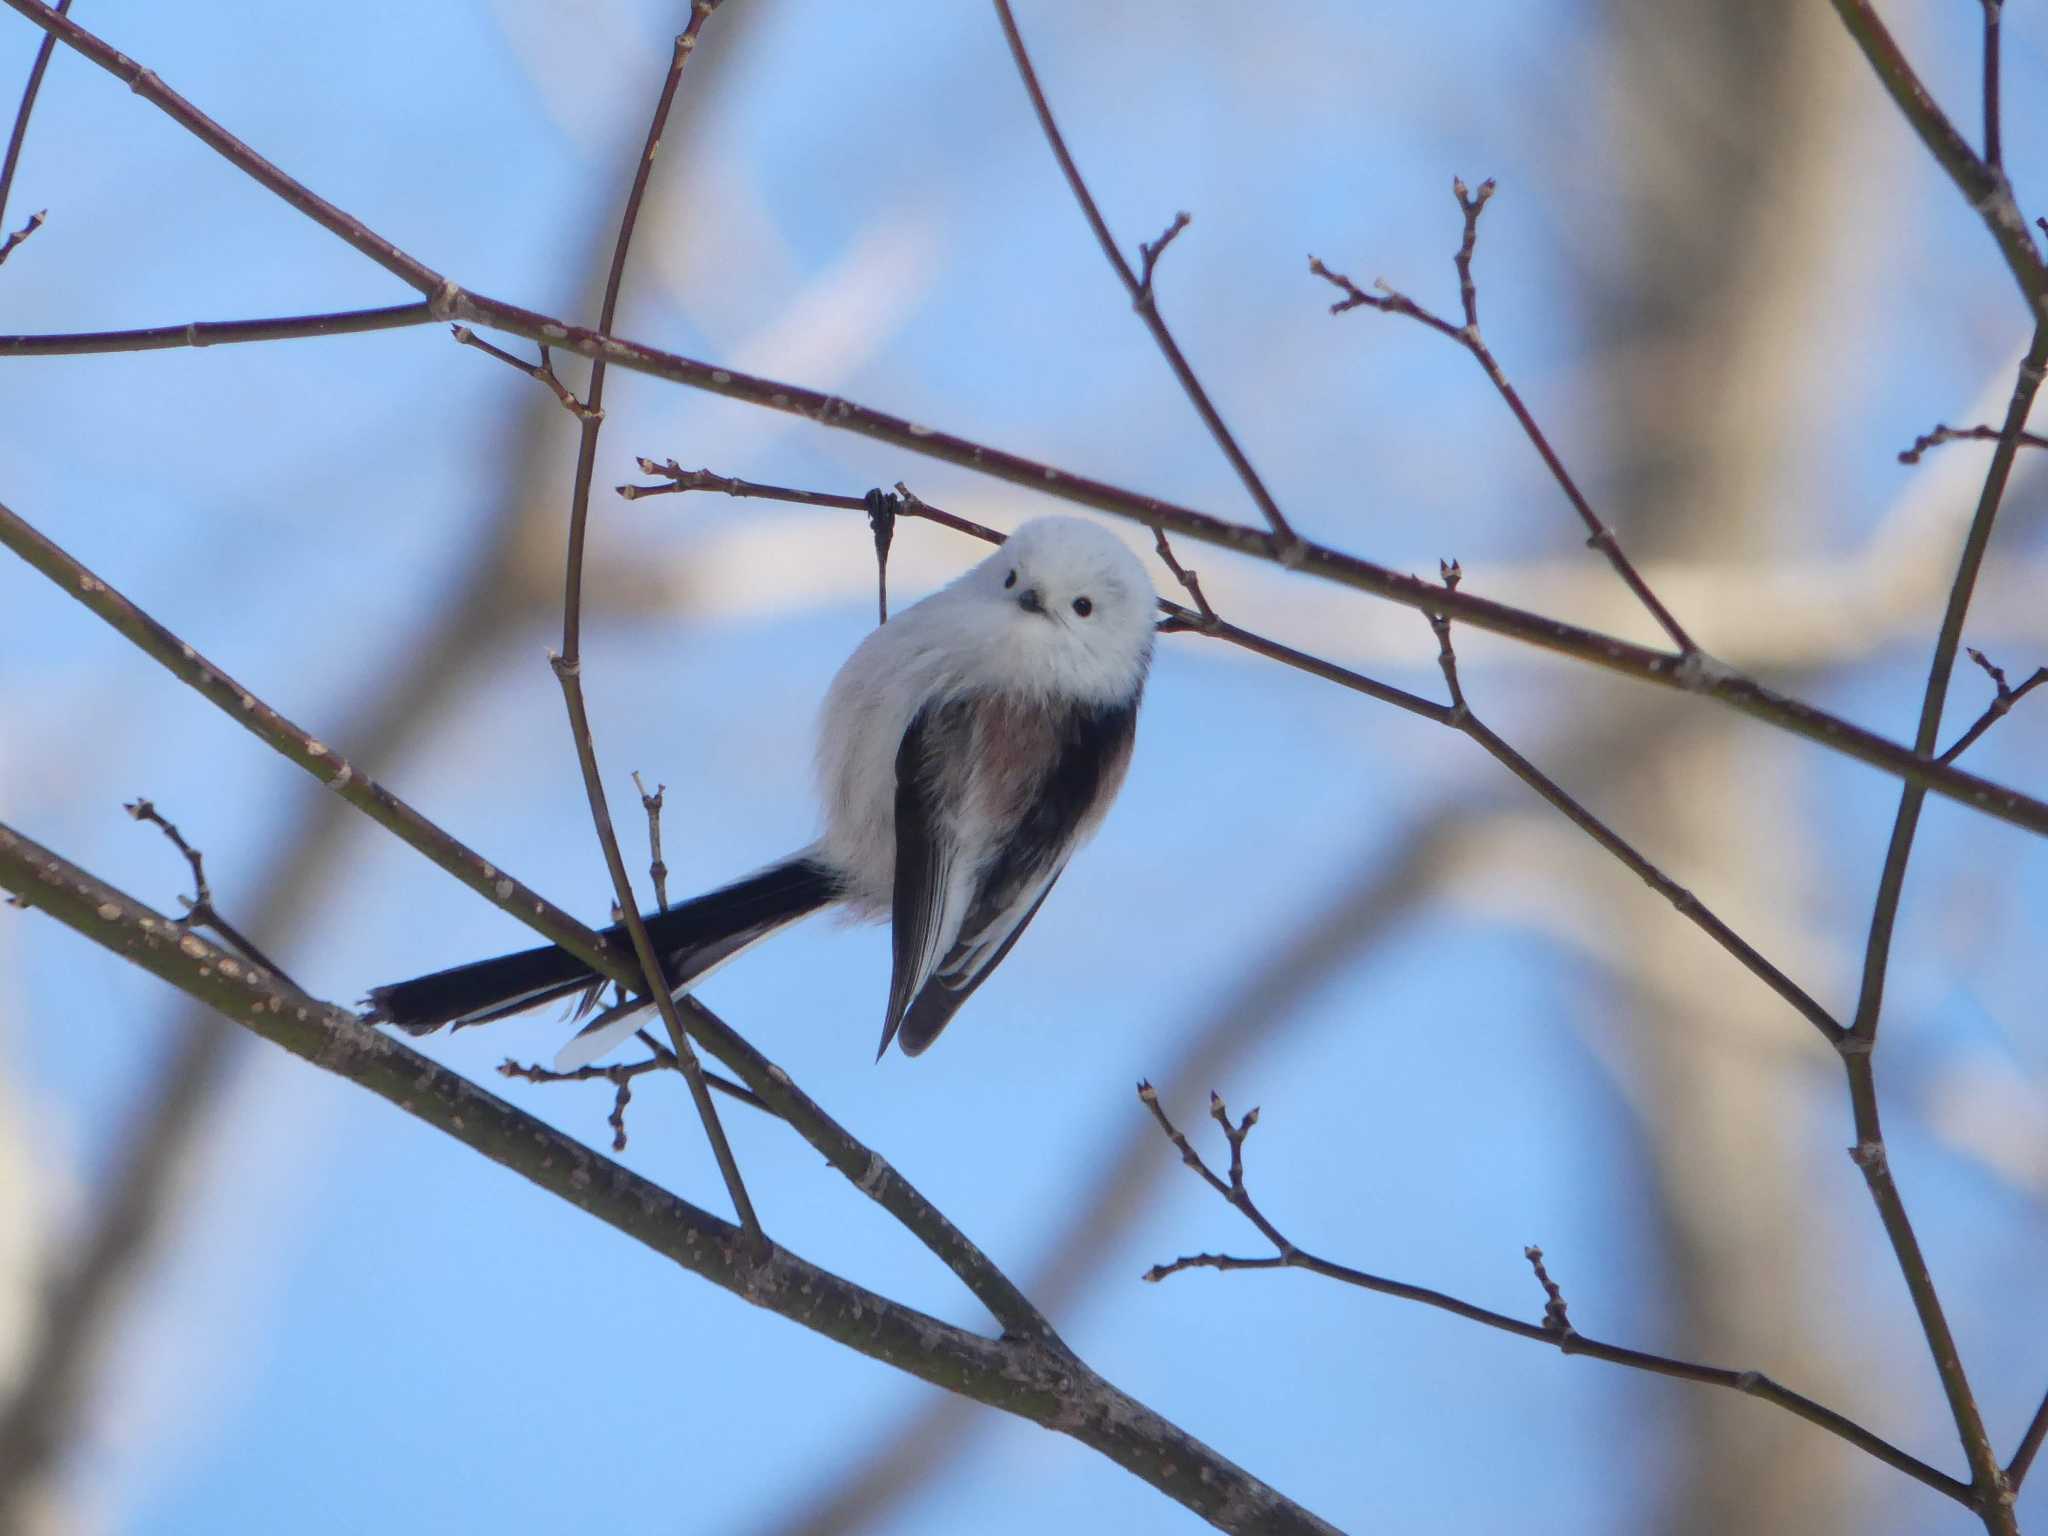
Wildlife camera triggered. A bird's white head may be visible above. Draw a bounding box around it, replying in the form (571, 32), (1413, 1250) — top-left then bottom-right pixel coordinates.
(955, 516), (1155, 704)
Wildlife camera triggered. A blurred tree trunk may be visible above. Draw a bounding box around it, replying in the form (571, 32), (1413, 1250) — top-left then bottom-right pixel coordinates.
(1583, 4), (1870, 1529)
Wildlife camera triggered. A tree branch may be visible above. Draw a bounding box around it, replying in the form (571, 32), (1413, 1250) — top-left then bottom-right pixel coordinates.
(0, 495), (1062, 1347)
(0, 821), (1339, 1536)
(0, 0), (66, 249)
(1897, 421), (2048, 464)
(1134, 1085), (1970, 1505)
(1826, 0), (2047, 317)
(989, 0), (1300, 553)
(1937, 648), (2047, 765)
(1307, 184), (1698, 655)
(0, 302), (436, 354)
(543, 0), (759, 1243)
(4, 0), (2047, 833)
(640, 475), (1845, 1047)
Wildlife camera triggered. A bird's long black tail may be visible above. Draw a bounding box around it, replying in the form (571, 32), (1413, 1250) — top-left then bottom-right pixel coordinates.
(362, 856), (839, 1040)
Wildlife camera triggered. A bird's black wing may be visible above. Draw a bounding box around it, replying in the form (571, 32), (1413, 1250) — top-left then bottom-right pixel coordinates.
(891, 696), (1137, 1057)
(880, 698), (972, 1057)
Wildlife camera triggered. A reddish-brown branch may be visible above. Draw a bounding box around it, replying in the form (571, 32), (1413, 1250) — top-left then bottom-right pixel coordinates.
(547, 0), (758, 1241)
(1937, 649), (2047, 765)
(1897, 422), (2048, 463)
(1981, 0), (2004, 173)
(0, 0), (67, 248)
(990, 0), (1300, 553)
(0, 205), (40, 263)
(637, 469), (1844, 1049)
(450, 325), (598, 420)
(0, 302), (435, 354)
(1309, 182), (1697, 656)
(8, 0), (2048, 834)
(123, 797), (299, 990)
(1135, 1084), (1969, 1503)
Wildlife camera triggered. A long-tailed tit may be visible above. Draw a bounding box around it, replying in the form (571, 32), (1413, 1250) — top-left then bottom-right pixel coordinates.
(364, 515), (1155, 1068)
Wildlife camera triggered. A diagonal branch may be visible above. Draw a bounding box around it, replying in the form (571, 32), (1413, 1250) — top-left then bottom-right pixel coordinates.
(990, 0), (1300, 553)
(643, 475), (1844, 1048)
(1937, 648), (2047, 766)
(1826, 0), (2047, 317)
(7, 2), (2048, 832)
(1135, 1085), (1970, 1505)
(1308, 184), (1697, 655)
(0, 821), (1338, 1536)
(0, 496), (1061, 1347)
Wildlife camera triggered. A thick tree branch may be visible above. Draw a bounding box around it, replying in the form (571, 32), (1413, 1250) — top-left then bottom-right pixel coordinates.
(0, 496), (1061, 1347)
(0, 822), (1338, 1536)
(1135, 1086), (1970, 1505)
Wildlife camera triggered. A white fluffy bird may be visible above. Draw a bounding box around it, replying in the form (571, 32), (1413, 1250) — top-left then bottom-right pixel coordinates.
(365, 515), (1155, 1067)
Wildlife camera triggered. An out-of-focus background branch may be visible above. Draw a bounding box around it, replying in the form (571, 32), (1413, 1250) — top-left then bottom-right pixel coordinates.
(2, 2), (2045, 1533)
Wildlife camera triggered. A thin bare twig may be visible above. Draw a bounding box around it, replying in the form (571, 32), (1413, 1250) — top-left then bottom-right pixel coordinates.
(990, 0), (1300, 554)
(1310, 179), (1698, 655)
(1423, 563), (1843, 1045)
(0, 206), (40, 263)
(1937, 648), (2048, 765)
(640, 469), (1849, 1046)
(0, 0), (67, 247)
(0, 302), (435, 355)
(1981, 0), (2004, 174)
(501, 1051), (671, 1152)
(1897, 422), (2048, 463)
(449, 325), (598, 419)
(549, 2), (758, 1240)
(2009, 1388), (2048, 1488)
(631, 771), (670, 911)
(1148, 523), (1216, 626)
(124, 798), (299, 989)
(1135, 1084), (1967, 1502)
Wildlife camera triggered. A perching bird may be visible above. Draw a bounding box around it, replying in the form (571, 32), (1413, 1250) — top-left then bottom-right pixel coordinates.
(363, 514), (1155, 1068)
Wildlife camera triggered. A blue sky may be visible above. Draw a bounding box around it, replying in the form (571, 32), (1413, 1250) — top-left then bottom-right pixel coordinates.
(4, 2), (2048, 1533)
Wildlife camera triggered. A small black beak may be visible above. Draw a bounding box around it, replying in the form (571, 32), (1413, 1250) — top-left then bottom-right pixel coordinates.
(1016, 587), (1046, 616)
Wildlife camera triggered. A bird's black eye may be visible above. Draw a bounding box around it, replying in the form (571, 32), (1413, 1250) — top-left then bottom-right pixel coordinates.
(1004, 569), (1017, 589)
(1072, 596), (1093, 617)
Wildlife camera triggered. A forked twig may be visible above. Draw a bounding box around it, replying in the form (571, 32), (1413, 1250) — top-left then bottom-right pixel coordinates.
(450, 325), (599, 420)
(1136, 1084), (1968, 1503)
(124, 798), (300, 990)
(991, 0), (1301, 555)
(1309, 179), (1696, 655)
